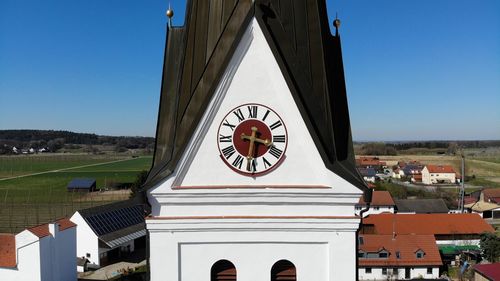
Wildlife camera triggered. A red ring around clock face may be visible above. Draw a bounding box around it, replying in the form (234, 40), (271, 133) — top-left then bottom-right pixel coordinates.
(217, 103), (288, 176)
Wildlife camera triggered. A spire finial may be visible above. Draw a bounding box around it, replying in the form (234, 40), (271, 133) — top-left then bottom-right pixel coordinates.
(166, 3), (174, 27)
(333, 13), (341, 36)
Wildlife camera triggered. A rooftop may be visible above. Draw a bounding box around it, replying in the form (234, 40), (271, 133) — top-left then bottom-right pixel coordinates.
(425, 165), (455, 174)
(362, 213), (494, 235)
(358, 234), (442, 267)
(28, 218), (76, 238)
(483, 188), (500, 204)
(78, 200), (146, 239)
(395, 199), (449, 214)
(474, 263), (500, 280)
(358, 191), (395, 206)
(67, 178), (96, 189)
(0, 234), (16, 268)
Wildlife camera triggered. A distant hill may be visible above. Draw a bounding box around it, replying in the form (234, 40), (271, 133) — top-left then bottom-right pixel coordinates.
(0, 130), (155, 154)
(353, 140), (500, 156)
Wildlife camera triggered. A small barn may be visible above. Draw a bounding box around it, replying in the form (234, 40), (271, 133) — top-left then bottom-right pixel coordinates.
(67, 178), (96, 192)
(70, 200), (147, 269)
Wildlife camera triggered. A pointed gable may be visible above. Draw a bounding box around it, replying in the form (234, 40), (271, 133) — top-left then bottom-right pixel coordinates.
(145, 0), (365, 193)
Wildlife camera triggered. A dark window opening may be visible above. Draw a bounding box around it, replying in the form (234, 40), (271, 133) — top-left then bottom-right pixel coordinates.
(271, 260), (296, 281)
(211, 260), (236, 281)
(427, 267), (432, 274)
(379, 252), (388, 258)
(365, 268), (372, 274)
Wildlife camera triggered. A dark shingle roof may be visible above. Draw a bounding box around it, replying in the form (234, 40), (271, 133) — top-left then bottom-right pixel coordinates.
(67, 178), (96, 189)
(395, 199), (449, 214)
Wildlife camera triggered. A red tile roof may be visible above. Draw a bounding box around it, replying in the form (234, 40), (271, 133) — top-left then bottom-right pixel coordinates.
(474, 263), (500, 280)
(27, 218), (76, 238)
(483, 188), (500, 204)
(362, 213), (494, 235)
(359, 234), (442, 266)
(0, 234), (16, 268)
(425, 164), (455, 174)
(56, 218), (77, 231)
(359, 191), (395, 206)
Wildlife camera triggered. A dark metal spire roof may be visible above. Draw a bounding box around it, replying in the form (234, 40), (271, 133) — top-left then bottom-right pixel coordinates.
(144, 0), (367, 193)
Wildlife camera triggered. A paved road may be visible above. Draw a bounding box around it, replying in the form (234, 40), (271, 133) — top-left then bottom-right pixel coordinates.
(0, 158), (134, 182)
(78, 260), (146, 280)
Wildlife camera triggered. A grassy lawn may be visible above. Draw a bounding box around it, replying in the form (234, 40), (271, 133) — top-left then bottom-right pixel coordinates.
(0, 154), (128, 178)
(0, 154), (152, 233)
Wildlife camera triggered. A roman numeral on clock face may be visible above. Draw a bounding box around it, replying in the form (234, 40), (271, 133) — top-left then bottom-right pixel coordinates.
(221, 145), (235, 159)
(273, 135), (286, 143)
(233, 109), (245, 122)
(222, 120), (236, 131)
(269, 146), (283, 159)
(219, 134), (232, 142)
(247, 105), (257, 118)
(269, 120), (282, 130)
(232, 155), (244, 169)
(263, 157), (272, 169)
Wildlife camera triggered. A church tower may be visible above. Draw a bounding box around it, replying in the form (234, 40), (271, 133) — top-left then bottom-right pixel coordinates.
(144, 0), (369, 280)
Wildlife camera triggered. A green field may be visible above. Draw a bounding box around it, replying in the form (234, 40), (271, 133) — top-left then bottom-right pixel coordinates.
(0, 154), (152, 233)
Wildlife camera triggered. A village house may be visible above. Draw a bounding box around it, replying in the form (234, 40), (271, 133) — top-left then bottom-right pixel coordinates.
(358, 167), (377, 183)
(360, 213), (494, 245)
(401, 164), (423, 182)
(421, 165), (456, 185)
(465, 188), (500, 220)
(357, 157), (387, 172)
(360, 213), (494, 269)
(358, 234), (442, 280)
(356, 191), (396, 217)
(70, 200), (146, 270)
(0, 219), (76, 281)
(391, 167), (403, 179)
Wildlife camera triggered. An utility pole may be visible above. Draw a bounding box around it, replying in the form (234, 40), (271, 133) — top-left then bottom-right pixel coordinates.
(459, 152), (465, 213)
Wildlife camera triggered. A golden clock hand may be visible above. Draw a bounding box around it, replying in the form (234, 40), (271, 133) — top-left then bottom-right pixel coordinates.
(241, 127), (258, 171)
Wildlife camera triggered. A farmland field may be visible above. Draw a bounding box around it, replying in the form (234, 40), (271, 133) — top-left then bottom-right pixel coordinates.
(0, 154), (152, 233)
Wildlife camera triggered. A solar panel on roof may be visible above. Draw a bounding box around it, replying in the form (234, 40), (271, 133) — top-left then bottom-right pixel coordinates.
(84, 204), (144, 237)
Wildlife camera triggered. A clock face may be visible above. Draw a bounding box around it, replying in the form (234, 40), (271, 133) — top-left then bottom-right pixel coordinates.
(217, 103), (288, 176)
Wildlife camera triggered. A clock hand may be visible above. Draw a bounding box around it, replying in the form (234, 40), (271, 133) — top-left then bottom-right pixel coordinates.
(241, 127), (273, 172)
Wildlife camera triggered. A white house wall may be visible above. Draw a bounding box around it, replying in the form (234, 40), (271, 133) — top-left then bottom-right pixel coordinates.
(358, 267), (439, 280)
(71, 212), (100, 266)
(0, 230), (41, 281)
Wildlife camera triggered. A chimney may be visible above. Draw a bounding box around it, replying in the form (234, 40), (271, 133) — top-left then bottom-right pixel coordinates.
(48, 222), (58, 237)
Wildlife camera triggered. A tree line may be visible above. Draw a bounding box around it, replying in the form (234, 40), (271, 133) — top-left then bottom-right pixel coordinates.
(355, 140), (500, 156)
(0, 130), (155, 154)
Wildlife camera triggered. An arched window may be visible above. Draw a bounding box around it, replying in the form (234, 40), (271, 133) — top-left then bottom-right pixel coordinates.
(211, 260), (236, 281)
(271, 260), (296, 281)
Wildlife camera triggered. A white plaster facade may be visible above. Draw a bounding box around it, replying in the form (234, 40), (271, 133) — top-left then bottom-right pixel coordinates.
(70, 211), (100, 267)
(147, 18), (363, 281)
(0, 222), (76, 281)
(358, 267), (439, 280)
(421, 166), (456, 184)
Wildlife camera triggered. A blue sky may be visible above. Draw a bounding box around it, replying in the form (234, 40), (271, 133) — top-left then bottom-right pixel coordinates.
(1, 0), (499, 140)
